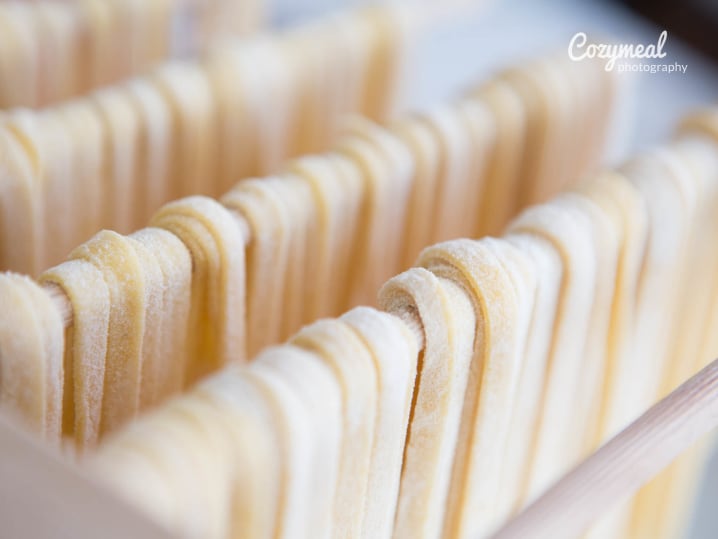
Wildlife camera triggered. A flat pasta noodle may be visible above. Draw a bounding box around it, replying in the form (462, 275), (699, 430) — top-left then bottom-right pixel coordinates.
(417, 238), (528, 538)
(91, 397), (234, 539)
(285, 155), (358, 320)
(499, 62), (554, 206)
(38, 111), (76, 265)
(616, 152), (694, 423)
(359, 5), (407, 122)
(2, 110), (59, 270)
(207, 42), (267, 183)
(129, 227), (192, 402)
(0, 273), (63, 444)
(249, 40), (293, 175)
(328, 153), (366, 314)
(125, 233), (167, 411)
(126, 79), (174, 227)
(0, 6), (39, 106)
(82, 0), (119, 87)
(415, 105), (476, 245)
(91, 87), (142, 233)
(222, 179), (289, 357)
(537, 59), (576, 196)
(196, 367), (282, 539)
(150, 196), (246, 382)
(57, 100), (105, 254)
(391, 115), (442, 268)
(507, 196), (598, 499)
(246, 346), (337, 539)
(33, 3), (79, 104)
(470, 79), (527, 237)
(581, 172), (649, 440)
(672, 134), (718, 361)
(378, 268), (475, 539)
(69, 230), (146, 436)
(340, 306), (418, 539)
(264, 175), (317, 340)
(290, 318), (378, 538)
(39, 260), (110, 449)
(252, 346), (342, 539)
(336, 121), (413, 305)
(0, 126), (42, 274)
(555, 193), (620, 459)
(151, 63), (218, 199)
(499, 233), (562, 515)
(454, 98), (495, 236)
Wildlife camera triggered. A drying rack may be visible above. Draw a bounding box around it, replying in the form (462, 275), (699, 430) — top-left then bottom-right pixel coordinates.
(6, 240), (718, 537)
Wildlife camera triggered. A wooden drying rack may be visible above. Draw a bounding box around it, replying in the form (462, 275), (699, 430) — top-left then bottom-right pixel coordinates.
(0, 188), (702, 538)
(28, 207), (718, 538)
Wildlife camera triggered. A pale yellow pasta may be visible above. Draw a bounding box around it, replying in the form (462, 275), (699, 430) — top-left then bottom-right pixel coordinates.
(151, 196), (247, 381)
(378, 268), (475, 539)
(129, 228), (192, 402)
(291, 318), (377, 538)
(39, 260), (110, 449)
(508, 197), (598, 500)
(0, 273), (64, 443)
(69, 230), (146, 435)
(418, 238), (527, 538)
(91, 87), (142, 233)
(151, 63), (217, 199)
(340, 306), (417, 539)
(0, 127), (41, 274)
(222, 180), (289, 357)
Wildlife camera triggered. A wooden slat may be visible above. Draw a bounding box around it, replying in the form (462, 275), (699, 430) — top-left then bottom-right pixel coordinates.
(0, 413), (175, 539)
(490, 357), (718, 539)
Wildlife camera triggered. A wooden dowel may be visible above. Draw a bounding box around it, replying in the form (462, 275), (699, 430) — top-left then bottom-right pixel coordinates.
(490, 357), (718, 539)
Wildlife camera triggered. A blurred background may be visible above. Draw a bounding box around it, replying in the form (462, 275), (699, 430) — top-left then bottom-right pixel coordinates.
(269, 0), (718, 536)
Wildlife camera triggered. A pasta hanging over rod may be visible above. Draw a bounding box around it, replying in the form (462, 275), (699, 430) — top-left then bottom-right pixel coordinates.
(83, 113), (718, 539)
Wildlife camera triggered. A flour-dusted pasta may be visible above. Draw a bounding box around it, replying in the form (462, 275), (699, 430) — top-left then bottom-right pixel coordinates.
(379, 268), (475, 539)
(508, 197), (598, 499)
(151, 196), (246, 381)
(39, 260), (110, 449)
(340, 307), (418, 539)
(290, 319), (377, 538)
(337, 121), (413, 306)
(415, 105), (476, 245)
(222, 180), (289, 356)
(91, 87), (142, 233)
(125, 79), (174, 227)
(286, 155), (362, 320)
(129, 228), (192, 402)
(69, 230), (146, 435)
(0, 273), (63, 443)
(391, 116), (442, 267)
(499, 233), (562, 515)
(418, 238), (529, 538)
(0, 126), (41, 274)
(57, 100), (105, 253)
(151, 64), (218, 200)
(469, 79), (526, 236)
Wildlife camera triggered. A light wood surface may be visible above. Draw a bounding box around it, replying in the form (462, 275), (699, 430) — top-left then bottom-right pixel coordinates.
(0, 413), (175, 539)
(490, 357), (718, 539)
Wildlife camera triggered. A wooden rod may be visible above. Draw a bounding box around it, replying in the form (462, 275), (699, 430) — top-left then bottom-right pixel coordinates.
(490, 357), (718, 539)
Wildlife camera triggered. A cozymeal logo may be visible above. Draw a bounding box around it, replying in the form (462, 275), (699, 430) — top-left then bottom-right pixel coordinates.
(568, 31), (687, 74)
